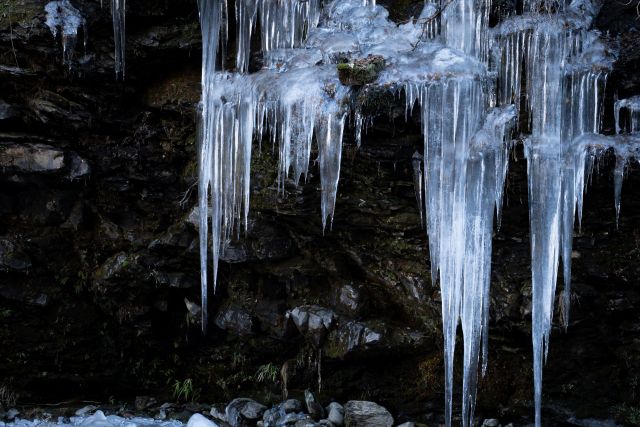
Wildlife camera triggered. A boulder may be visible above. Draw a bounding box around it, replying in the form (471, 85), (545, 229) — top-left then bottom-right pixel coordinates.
(305, 390), (325, 420)
(290, 306), (336, 347)
(226, 398), (267, 427)
(343, 401), (393, 427)
(215, 304), (254, 336)
(0, 143), (64, 173)
(326, 402), (344, 426)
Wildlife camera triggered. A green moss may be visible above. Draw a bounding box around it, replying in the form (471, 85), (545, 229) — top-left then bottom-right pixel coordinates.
(337, 55), (386, 86)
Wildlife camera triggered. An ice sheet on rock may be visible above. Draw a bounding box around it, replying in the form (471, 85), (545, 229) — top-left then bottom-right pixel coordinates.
(378, 44), (486, 86)
(615, 96), (640, 134)
(4, 411), (185, 427)
(44, 0), (86, 65)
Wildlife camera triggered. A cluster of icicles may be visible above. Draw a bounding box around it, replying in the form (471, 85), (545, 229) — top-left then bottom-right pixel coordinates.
(46, 0), (640, 425)
(193, 0), (640, 426)
(44, 0), (125, 77)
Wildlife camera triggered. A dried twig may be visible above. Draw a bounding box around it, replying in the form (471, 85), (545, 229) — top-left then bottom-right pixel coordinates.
(410, 0), (456, 51)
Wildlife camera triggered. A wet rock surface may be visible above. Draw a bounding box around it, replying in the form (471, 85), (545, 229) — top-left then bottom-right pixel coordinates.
(0, 1), (638, 427)
(343, 401), (393, 427)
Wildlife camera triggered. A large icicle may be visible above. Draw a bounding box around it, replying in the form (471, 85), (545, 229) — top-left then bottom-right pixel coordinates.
(401, 75), (515, 427)
(197, 0), (225, 331)
(494, 0), (610, 423)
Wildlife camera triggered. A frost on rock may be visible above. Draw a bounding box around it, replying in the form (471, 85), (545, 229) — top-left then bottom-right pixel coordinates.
(44, 0), (86, 65)
(2, 411), (186, 427)
(111, 0), (126, 78)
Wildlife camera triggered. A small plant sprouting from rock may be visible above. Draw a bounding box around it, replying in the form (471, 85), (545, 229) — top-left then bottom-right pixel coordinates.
(171, 378), (200, 403)
(255, 363), (279, 384)
(0, 0), (19, 67)
(614, 403), (640, 426)
(0, 384), (18, 407)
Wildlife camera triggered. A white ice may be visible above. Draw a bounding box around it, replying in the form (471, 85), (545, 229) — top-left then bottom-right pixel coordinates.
(192, 0), (622, 426)
(1, 411), (187, 427)
(44, 0), (86, 65)
(615, 96), (640, 135)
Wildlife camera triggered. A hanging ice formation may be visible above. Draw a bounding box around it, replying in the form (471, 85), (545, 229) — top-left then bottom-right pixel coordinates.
(44, 0), (86, 65)
(611, 96), (640, 225)
(192, 0), (629, 425)
(615, 96), (640, 134)
(111, 0), (126, 78)
(494, 0), (614, 424)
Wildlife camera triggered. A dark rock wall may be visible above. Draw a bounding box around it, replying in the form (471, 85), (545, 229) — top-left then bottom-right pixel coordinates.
(0, 0), (639, 425)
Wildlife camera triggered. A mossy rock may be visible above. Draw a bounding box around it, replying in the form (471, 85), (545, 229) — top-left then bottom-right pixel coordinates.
(337, 55), (386, 86)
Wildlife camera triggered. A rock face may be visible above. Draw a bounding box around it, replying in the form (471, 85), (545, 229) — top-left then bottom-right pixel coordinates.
(343, 401), (393, 427)
(0, 1), (639, 426)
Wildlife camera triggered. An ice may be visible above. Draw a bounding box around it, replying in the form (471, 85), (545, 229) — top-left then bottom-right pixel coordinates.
(493, 0), (612, 423)
(44, 0), (86, 65)
(191, 0), (627, 425)
(186, 414), (221, 427)
(614, 96), (640, 135)
(400, 73), (515, 426)
(235, 0), (322, 72)
(197, 0), (225, 331)
(195, 0), (490, 335)
(576, 132), (640, 226)
(412, 151), (425, 227)
(2, 411), (186, 427)
(441, 0), (491, 61)
(112, 0), (125, 77)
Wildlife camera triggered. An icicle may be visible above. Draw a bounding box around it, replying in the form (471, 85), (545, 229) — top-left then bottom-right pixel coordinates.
(44, 0), (85, 66)
(441, 0), (491, 62)
(494, 0), (611, 422)
(318, 112), (346, 232)
(235, 0), (321, 73)
(197, 0), (225, 332)
(411, 151), (425, 228)
(615, 96), (640, 134)
(111, 0), (125, 78)
(412, 79), (514, 427)
(613, 153), (625, 227)
(235, 0), (258, 73)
